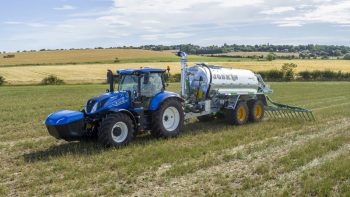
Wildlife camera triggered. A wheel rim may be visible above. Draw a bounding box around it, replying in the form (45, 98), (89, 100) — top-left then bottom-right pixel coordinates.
(111, 122), (128, 143)
(255, 105), (263, 119)
(162, 106), (180, 132)
(238, 106), (246, 122)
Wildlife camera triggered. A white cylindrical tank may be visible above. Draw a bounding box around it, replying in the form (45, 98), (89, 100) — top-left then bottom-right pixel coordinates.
(187, 64), (259, 99)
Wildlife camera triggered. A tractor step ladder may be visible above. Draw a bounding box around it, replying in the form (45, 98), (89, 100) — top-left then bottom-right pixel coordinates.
(265, 96), (315, 121)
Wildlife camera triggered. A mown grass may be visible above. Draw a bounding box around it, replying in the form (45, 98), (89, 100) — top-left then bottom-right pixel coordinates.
(298, 154), (350, 196)
(0, 82), (349, 195)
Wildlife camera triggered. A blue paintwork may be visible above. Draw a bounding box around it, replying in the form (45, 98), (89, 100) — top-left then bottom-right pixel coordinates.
(149, 91), (182, 110)
(85, 91), (130, 115)
(45, 110), (84, 126)
(117, 67), (166, 75)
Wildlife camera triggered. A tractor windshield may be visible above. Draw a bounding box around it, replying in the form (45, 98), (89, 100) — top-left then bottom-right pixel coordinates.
(118, 73), (164, 98)
(119, 75), (138, 93)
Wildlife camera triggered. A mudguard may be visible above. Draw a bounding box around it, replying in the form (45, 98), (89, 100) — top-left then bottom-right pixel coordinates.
(149, 91), (183, 110)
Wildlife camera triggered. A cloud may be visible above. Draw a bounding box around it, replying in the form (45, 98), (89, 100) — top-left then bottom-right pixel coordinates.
(274, 0), (350, 27)
(2, 0), (350, 51)
(4, 21), (22, 25)
(260, 6), (295, 15)
(53, 5), (76, 10)
(4, 21), (47, 27)
(140, 32), (192, 40)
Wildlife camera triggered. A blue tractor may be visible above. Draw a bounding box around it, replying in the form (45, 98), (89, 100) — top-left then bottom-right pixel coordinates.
(46, 68), (184, 147)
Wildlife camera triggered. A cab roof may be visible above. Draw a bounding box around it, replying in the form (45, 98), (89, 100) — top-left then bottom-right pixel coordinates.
(117, 67), (166, 75)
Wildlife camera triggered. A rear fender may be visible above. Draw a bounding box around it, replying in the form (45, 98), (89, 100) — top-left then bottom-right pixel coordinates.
(149, 91), (184, 111)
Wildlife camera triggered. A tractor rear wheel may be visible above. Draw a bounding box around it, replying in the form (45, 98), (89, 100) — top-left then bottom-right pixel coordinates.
(151, 99), (184, 138)
(248, 100), (265, 122)
(98, 113), (134, 147)
(225, 102), (249, 125)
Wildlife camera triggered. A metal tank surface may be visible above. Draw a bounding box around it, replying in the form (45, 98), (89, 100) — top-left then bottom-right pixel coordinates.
(187, 63), (259, 100)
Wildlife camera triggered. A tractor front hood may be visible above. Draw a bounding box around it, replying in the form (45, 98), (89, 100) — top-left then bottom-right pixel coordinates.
(85, 91), (130, 115)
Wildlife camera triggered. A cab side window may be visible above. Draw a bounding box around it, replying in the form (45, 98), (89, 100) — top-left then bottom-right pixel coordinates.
(141, 73), (163, 97)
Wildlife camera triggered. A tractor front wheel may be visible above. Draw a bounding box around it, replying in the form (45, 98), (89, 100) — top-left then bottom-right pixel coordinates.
(98, 113), (134, 147)
(151, 99), (184, 138)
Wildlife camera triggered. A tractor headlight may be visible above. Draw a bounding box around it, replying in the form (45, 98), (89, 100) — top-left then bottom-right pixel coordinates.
(90, 102), (98, 113)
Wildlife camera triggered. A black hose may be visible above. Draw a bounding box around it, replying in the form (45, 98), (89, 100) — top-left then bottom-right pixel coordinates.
(201, 64), (212, 99)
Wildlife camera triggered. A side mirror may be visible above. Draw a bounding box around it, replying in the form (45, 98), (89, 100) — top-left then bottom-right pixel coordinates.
(144, 72), (150, 84)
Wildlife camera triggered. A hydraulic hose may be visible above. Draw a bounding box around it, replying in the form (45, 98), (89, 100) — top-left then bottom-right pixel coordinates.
(201, 64), (213, 99)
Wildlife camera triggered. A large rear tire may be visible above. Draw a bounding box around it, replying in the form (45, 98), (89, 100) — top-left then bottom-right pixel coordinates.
(98, 113), (134, 147)
(248, 100), (265, 122)
(151, 99), (184, 138)
(225, 101), (249, 125)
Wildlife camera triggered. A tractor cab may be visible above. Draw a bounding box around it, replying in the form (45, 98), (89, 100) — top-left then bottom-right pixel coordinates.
(108, 68), (167, 109)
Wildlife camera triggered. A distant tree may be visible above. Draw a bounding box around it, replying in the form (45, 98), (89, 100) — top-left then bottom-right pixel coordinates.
(41, 75), (65, 85)
(281, 63), (298, 81)
(0, 76), (5, 85)
(344, 54), (350, 60)
(266, 52), (276, 61)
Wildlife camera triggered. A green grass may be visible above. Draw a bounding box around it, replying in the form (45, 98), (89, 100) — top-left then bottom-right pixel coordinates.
(298, 154), (350, 196)
(0, 82), (349, 195)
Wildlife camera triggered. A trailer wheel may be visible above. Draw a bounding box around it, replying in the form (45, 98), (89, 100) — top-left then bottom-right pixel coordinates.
(98, 113), (134, 147)
(248, 100), (265, 122)
(226, 102), (249, 125)
(151, 99), (184, 138)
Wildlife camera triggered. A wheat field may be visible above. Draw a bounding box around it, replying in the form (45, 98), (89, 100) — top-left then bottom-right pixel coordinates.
(0, 49), (176, 66)
(1, 60), (350, 84)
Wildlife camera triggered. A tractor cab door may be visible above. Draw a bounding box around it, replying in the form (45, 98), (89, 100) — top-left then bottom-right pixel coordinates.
(140, 72), (164, 109)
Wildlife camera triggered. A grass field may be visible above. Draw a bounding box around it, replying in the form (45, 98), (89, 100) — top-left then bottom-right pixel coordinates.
(1, 60), (350, 84)
(0, 82), (349, 196)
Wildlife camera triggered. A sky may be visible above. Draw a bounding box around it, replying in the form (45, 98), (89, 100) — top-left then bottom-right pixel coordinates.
(1, 0), (350, 52)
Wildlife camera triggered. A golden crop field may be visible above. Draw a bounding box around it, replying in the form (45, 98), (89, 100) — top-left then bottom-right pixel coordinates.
(0, 49), (175, 66)
(218, 51), (300, 57)
(1, 60), (350, 84)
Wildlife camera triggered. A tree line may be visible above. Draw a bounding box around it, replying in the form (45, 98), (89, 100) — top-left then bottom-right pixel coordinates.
(139, 44), (350, 57)
(3, 44), (350, 58)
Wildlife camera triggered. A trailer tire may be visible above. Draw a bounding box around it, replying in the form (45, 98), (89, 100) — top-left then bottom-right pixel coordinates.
(151, 98), (184, 138)
(248, 100), (265, 122)
(226, 102), (249, 125)
(98, 113), (134, 147)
